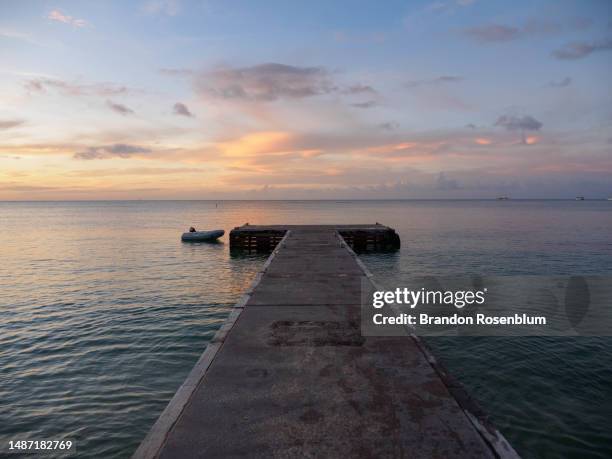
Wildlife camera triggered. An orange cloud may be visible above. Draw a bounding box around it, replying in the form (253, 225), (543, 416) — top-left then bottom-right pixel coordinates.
(301, 149), (323, 158)
(218, 131), (294, 157)
(474, 137), (491, 145)
(365, 142), (418, 154)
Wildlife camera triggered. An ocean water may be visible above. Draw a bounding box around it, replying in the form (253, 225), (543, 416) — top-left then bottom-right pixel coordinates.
(1, 200), (611, 458)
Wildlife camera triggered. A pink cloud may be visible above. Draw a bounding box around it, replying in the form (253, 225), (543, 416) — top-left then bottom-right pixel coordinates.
(48, 10), (88, 28)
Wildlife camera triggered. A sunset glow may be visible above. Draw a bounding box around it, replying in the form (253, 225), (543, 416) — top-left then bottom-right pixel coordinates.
(1, 1), (611, 199)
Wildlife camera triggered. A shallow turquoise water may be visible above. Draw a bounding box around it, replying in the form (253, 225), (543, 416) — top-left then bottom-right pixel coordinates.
(1, 200), (611, 458)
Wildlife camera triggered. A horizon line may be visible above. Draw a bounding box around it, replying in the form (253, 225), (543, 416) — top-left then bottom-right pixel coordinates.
(1, 198), (611, 203)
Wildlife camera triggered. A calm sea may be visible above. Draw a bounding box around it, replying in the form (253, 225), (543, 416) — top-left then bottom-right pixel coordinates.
(1, 200), (611, 458)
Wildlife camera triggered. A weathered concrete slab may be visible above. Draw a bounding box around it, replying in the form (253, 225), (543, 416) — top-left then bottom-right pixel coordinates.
(271, 253), (358, 263)
(248, 278), (363, 306)
(158, 310), (494, 459)
(134, 226), (518, 459)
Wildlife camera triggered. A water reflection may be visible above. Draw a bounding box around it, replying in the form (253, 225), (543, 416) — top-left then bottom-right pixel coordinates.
(0, 200), (610, 458)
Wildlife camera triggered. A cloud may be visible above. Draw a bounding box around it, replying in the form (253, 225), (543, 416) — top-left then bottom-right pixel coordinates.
(351, 100), (378, 109)
(1, 29), (31, 41)
(342, 84), (377, 95)
(197, 63), (335, 101)
(25, 78), (134, 96)
(405, 75), (463, 88)
(5, 124), (611, 199)
(142, 0), (180, 16)
(24, 80), (44, 92)
(0, 28), (48, 47)
(494, 115), (543, 131)
(173, 102), (194, 117)
(0, 119), (25, 130)
(107, 100), (134, 115)
(552, 38), (612, 60)
(216, 131), (296, 158)
(48, 10), (88, 28)
(474, 137), (492, 145)
(378, 122), (400, 131)
(547, 77), (572, 88)
(65, 167), (204, 177)
(73, 144), (151, 160)
(495, 114), (542, 144)
(463, 19), (591, 44)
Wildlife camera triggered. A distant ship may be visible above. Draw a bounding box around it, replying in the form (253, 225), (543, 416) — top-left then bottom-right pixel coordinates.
(496, 196), (510, 200)
(575, 196), (585, 201)
(608, 197), (612, 201)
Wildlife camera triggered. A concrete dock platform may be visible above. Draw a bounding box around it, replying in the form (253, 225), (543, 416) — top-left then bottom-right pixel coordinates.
(134, 225), (518, 458)
(229, 224), (401, 253)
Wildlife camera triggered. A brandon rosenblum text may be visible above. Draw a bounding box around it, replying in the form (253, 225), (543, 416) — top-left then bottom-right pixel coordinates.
(373, 313), (547, 326)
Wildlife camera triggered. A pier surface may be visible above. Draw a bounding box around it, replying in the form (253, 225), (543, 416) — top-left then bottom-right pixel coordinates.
(134, 225), (517, 458)
(229, 223), (401, 253)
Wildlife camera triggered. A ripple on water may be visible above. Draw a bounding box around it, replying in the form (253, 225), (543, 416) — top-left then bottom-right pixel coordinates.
(1, 200), (611, 458)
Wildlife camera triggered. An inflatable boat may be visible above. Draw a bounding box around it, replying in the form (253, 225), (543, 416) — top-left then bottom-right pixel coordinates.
(181, 229), (224, 242)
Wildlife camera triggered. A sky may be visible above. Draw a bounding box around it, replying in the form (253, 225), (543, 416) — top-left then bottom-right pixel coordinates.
(0, 0), (611, 200)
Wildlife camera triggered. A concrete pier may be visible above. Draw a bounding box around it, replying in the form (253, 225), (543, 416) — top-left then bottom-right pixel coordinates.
(134, 225), (518, 458)
(229, 224), (401, 253)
